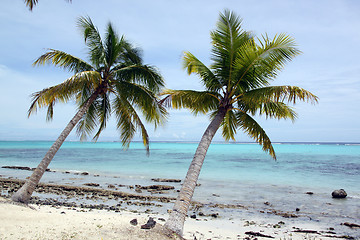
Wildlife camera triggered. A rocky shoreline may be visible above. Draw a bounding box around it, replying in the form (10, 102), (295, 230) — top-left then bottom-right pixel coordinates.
(1, 166), (359, 239)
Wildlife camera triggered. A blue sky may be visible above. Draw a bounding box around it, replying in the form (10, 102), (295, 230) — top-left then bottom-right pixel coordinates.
(0, 0), (359, 142)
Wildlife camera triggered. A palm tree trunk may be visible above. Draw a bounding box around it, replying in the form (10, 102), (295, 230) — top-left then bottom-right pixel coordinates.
(164, 108), (227, 236)
(11, 91), (99, 204)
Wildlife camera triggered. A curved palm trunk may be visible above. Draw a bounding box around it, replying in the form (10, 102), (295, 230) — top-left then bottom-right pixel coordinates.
(164, 108), (227, 236)
(11, 91), (99, 204)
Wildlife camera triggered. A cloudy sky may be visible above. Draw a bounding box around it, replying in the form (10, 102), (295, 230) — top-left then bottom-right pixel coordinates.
(0, 0), (359, 143)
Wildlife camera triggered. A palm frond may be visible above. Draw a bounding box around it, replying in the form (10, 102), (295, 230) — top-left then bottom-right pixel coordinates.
(113, 95), (150, 153)
(183, 52), (221, 91)
(28, 71), (101, 119)
(77, 16), (105, 67)
(231, 33), (301, 93)
(115, 81), (167, 128)
(104, 22), (121, 68)
(112, 64), (164, 94)
(241, 86), (319, 105)
(235, 111), (276, 159)
(93, 94), (111, 140)
(210, 10), (253, 86)
(25, 0), (71, 11)
(220, 110), (238, 141)
(76, 100), (98, 141)
(33, 49), (94, 73)
(160, 89), (219, 115)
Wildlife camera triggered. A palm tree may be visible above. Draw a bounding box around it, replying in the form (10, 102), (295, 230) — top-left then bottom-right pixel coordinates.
(162, 10), (318, 236)
(24, 0), (71, 11)
(11, 16), (166, 204)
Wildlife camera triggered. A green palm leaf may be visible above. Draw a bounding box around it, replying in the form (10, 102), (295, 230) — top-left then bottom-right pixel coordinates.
(113, 64), (164, 93)
(113, 95), (150, 153)
(161, 89), (219, 115)
(33, 49), (94, 73)
(236, 111), (276, 159)
(183, 52), (220, 91)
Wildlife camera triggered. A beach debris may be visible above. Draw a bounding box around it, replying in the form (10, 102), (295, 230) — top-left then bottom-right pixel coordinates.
(332, 189), (347, 198)
(322, 234), (355, 239)
(2, 166), (52, 172)
(140, 185), (175, 191)
(83, 183), (100, 187)
(141, 217), (156, 229)
(342, 222), (360, 228)
(245, 231), (274, 238)
(151, 178), (181, 183)
(130, 218), (138, 226)
(292, 228), (319, 234)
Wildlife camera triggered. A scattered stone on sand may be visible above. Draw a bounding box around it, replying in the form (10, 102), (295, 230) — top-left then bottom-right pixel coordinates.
(332, 189), (347, 198)
(140, 185), (175, 191)
(151, 178), (181, 183)
(130, 218), (138, 226)
(141, 217), (156, 229)
(292, 228), (319, 234)
(80, 172), (89, 176)
(245, 231), (275, 238)
(2, 166), (52, 172)
(342, 222), (360, 228)
(306, 191), (314, 195)
(83, 183), (100, 187)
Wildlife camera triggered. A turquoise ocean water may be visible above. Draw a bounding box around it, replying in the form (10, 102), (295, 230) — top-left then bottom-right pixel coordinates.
(0, 141), (359, 236)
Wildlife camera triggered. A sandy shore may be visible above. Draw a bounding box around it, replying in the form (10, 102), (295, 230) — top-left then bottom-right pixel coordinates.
(1, 196), (356, 240)
(1, 175), (359, 240)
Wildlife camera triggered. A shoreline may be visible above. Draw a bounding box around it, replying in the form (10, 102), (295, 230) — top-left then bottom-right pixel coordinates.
(1, 176), (359, 239)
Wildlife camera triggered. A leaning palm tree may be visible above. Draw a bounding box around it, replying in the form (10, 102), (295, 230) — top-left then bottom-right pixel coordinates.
(11, 16), (166, 204)
(24, 0), (71, 11)
(162, 10), (318, 235)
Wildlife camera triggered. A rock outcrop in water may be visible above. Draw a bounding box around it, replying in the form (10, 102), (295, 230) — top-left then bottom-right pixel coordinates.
(332, 189), (347, 198)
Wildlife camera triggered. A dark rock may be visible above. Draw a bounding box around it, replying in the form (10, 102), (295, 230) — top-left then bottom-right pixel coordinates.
(296, 208), (300, 212)
(264, 201), (270, 205)
(210, 213), (218, 218)
(212, 194), (220, 197)
(83, 183), (100, 187)
(190, 214), (196, 219)
(342, 222), (360, 228)
(198, 212), (204, 216)
(60, 211), (66, 214)
(293, 229), (319, 234)
(140, 185), (175, 191)
(64, 171), (70, 174)
(332, 189), (347, 198)
(130, 218), (138, 226)
(107, 184), (116, 189)
(158, 218), (166, 222)
(81, 172), (89, 175)
(151, 178), (181, 183)
(2, 166), (51, 172)
(245, 231), (274, 238)
(141, 217), (156, 229)
(306, 191), (314, 195)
